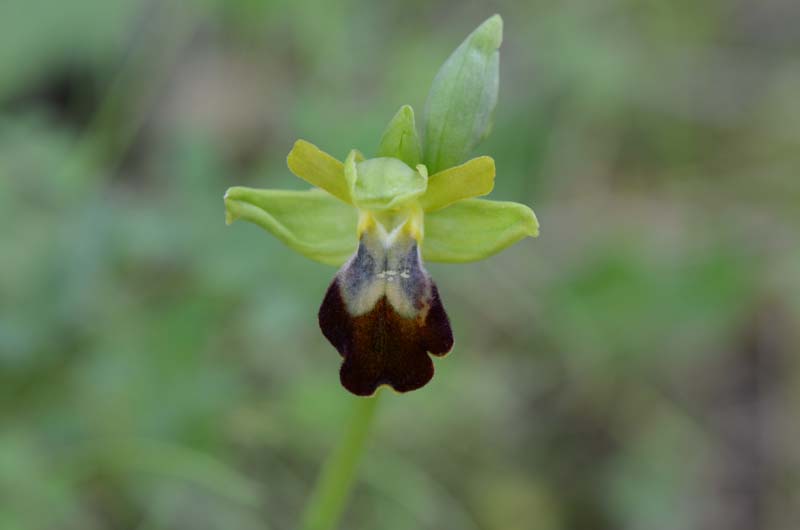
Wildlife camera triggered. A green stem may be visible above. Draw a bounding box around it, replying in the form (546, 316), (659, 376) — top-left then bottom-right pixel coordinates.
(299, 392), (382, 530)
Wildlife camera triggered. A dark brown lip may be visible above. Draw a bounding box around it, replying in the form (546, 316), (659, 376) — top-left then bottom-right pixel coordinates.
(319, 277), (453, 396)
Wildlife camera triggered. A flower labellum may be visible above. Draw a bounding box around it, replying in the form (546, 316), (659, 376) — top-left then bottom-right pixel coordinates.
(319, 210), (454, 395)
(224, 14), (539, 395)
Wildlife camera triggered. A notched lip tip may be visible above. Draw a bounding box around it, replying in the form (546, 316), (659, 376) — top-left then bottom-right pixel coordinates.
(343, 383), (382, 398)
(344, 380), (393, 397)
(342, 377), (436, 397)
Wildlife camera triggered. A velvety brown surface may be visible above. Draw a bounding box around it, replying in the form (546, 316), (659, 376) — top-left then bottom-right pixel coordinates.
(318, 278), (453, 396)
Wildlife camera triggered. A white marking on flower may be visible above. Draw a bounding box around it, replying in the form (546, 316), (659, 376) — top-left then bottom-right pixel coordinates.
(377, 269), (403, 281)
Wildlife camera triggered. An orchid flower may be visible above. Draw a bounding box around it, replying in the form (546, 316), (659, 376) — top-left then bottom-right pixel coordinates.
(224, 15), (538, 396)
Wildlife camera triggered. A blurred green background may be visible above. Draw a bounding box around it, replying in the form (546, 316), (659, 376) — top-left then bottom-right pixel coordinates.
(2, 0), (799, 529)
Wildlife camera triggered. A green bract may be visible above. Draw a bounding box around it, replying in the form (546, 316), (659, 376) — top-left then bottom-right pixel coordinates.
(424, 14), (501, 174)
(224, 14), (540, 395)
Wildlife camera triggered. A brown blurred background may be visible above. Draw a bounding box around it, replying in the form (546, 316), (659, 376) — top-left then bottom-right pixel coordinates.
(1, 0), (799, 529)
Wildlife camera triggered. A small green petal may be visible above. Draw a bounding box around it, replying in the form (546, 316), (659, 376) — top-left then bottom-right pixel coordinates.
(423, 15), (502, 174)
(286, 140), (351, 204)
(420, 156), (495, 212)
(224, 186), (357, 266)
(377, 105), (422, 167)
(423, 198), (538, 263)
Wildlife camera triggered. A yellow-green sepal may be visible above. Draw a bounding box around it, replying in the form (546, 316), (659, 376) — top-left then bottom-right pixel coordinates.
(420, 156), (495, 212)
(422, 198), (538, 263)
(224, 186), (357, 266)
(286, 140), (351, 204)
(377, 105), (422, 167)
